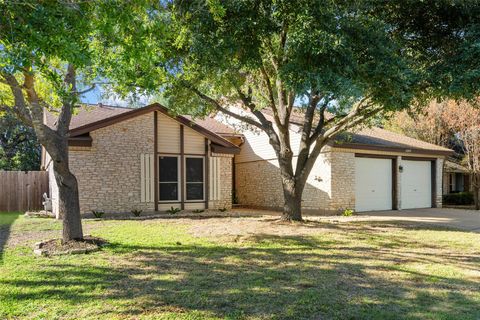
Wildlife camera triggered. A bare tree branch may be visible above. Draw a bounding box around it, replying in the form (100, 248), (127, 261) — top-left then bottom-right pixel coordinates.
(2, 73), (33, 126)
(184, 82), (265, 130)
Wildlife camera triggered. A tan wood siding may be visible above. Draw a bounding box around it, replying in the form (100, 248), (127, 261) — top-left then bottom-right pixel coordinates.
(140, 154), (155, 203)
(157, 113), (180, 153)
(209, 157), (222, 201)
(184, 126), (205, 154)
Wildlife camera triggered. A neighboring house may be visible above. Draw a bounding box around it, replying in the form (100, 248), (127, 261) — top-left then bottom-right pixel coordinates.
(443, 160), (472, 195)
(43, 103), (453, 216)
(216, 107), (453, 213)
(43, 103), (240, 216)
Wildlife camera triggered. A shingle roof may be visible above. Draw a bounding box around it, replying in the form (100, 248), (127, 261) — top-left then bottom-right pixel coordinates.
(45, 104), (132, 131)
(48, 104), (452, 156)
(444, 160), (469, 172)
(45, 104), (240, 151)
(258, 107), (451, 155)
(46, 104), (238, 137)
(335, 127), (453, 154)
(183, 115), (238, 136)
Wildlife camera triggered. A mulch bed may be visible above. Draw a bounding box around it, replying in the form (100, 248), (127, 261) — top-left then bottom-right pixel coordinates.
(34, 235), (107, 256)
(82, 210), (261, 220)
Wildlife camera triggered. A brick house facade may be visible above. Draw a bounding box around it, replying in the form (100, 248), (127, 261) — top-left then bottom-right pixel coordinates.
(44, 103), (453, 216)
(44, 104), (238, 216)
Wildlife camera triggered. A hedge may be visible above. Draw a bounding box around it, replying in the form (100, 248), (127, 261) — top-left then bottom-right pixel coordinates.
(442, 192), (474, 205)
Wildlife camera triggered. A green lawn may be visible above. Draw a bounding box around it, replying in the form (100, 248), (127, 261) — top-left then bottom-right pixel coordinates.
(0, 212), (479, 319)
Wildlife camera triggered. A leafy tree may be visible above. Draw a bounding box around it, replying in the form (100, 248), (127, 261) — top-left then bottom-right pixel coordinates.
(384, 100), (480, 209)
(0, 109), (40, 171)
(443, 101), (480, 210)
(0, 1), (103, 241)
(383, 102), (456, 150)
(102, 1), (480, 220)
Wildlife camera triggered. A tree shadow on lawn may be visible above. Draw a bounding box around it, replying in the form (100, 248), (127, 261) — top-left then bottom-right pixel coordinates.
(2, 231), (480, 319)
(0, 212), (21, 263)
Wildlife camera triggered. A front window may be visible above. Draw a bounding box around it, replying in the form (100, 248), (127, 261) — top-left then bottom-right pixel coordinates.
(159, 156), (180, 201)
(185, 157), (204, 201)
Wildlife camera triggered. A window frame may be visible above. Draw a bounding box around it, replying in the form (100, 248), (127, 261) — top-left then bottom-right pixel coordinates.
(449, 173), (455, 193)
(158, 155), (181, 202)
(184, 155), (205, 202)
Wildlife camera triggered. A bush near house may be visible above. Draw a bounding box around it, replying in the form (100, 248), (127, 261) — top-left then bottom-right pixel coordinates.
(443, 192), (474, 205)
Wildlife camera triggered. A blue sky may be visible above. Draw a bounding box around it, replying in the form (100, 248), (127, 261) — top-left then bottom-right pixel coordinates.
(80, 85), (150, 107)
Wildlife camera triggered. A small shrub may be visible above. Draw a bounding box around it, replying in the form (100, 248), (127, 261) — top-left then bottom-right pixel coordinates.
(342, 209), (354, 216)
(91, 210), (105, 218)
(219, 207), (228, 212)
(167, 207), (181, 215)
(442, 192), (474, 205)
(131, 209), (143, 217)
(192, 209), (204, 213)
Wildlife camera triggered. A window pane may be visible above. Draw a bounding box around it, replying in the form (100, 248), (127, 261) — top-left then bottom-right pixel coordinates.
(159, 156), (178, 182)
(159, 183), (178, 201)
(186, 158), (203, 182)
(186, 183), (204, 200)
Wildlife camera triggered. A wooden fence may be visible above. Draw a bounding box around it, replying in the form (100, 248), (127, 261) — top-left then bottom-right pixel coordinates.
(0, 171), (49, 212)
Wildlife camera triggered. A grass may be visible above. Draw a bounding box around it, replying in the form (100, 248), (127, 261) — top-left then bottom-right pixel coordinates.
(0, 213), (479, 319)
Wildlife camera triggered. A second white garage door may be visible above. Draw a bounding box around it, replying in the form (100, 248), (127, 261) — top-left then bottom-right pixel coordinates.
(355, 157), (392, 212)
(401, 160), (432, 209)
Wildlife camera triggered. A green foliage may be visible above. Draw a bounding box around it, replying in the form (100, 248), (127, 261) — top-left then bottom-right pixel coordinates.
(130, 209), (143, 217)
(166, 207), (181, 215)
(100, 1), (480, 116)
(342, 209), (355, 217)
(219, 207), (228, 213)
(91, 210), (105, 219)
(443, 192), (474, 206)
(192, 209), (204, 213)
(0, 110), (40, 171)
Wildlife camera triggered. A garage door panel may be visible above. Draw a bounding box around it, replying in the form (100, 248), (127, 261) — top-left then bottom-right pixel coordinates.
(401, 160), (432, 209)
(355, 157), (392, 212)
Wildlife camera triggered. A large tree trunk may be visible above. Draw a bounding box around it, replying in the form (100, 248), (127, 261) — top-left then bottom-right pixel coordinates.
(281, 177), (305, 221)
(47, 139), (84, 242)
(54, 169), (83, 241)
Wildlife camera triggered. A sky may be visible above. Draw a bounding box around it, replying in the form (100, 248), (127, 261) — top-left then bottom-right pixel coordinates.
(80, 85), (151, 108)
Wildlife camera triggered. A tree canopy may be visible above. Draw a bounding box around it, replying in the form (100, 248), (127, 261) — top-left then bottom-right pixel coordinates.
(98, 0), (480, 219)
(0, 109), (40, 171)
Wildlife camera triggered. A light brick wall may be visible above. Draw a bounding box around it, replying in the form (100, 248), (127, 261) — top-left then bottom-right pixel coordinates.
(70, 113), (155, 214)
(330, 151), (355, 211)
(235, 159), (284, 210)
(435, 158), (444, 207)
(235, 151), (336, 214)
(46, 112), (234, 215)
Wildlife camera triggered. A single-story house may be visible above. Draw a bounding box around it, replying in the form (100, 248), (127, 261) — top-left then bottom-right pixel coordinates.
(43, 103), (453, 216)
(443, 160), (472, 195)
(43, 103), (240, 216)
(215, 107), (453, 213)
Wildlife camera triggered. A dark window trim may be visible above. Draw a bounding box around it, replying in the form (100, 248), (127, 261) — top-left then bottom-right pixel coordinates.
(184, 155), (205, 202)
(158, 155), (181, 202)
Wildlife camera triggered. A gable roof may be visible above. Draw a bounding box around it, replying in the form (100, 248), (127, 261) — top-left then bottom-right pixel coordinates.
(444, 160), (469, 173)
(334, 127), (453, 156)
(45, 103), (240, 152)
(227, 105), (453, 156)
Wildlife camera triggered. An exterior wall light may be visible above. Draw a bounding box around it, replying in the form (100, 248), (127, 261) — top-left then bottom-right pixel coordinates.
(399, 165), (404, 173)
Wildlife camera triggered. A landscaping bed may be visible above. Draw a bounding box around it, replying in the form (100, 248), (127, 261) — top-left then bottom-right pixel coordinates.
(33, 235), (107, 256)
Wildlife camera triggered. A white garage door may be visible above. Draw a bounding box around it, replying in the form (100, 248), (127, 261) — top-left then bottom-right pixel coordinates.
(355, 157), (392, 212)
(401, 160), (432, 209)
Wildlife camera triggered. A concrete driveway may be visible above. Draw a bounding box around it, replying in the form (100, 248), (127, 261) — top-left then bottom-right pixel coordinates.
(358, 208), (480, 232)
